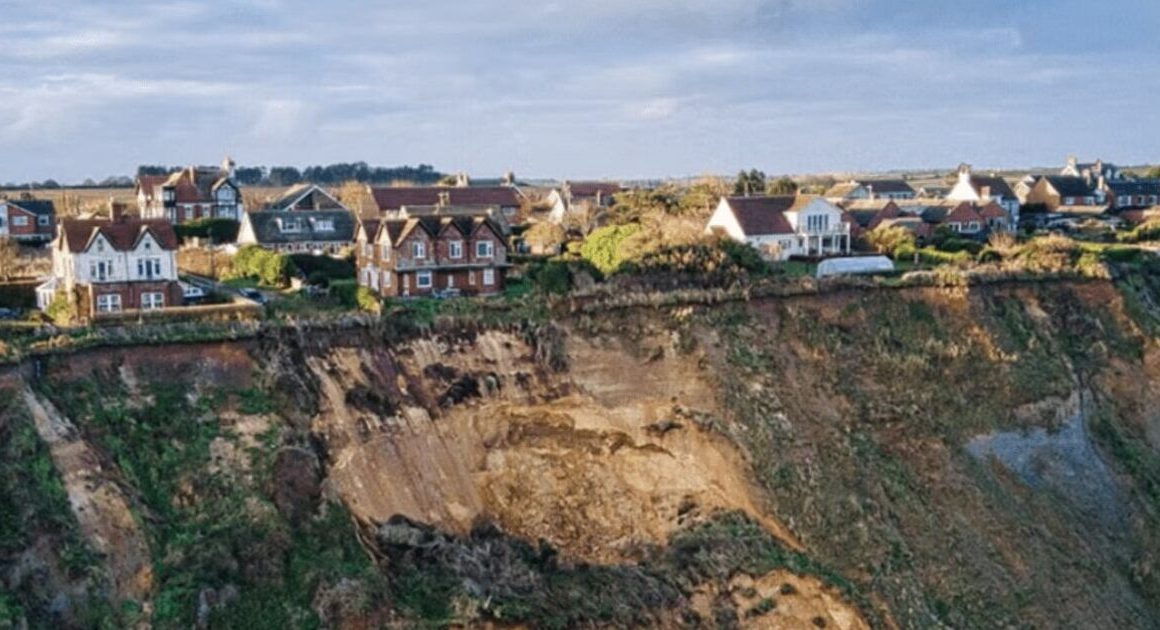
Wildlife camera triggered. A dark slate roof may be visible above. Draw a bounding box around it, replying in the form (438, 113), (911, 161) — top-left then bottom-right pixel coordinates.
(723, 196), (802, 236)
(60, 217), (178, 253)
(970, 176), (1015, 198)
(857, 179), (914, 195)
(1045, 176), (1096, 197)
(244, 210), (356, 245)
(919, 206), (950, 223)
(1108, 180), (1160, 196)
(370, 186), (521, 211)
(8, 199), (55, 216)
(267, 184), (350, 212)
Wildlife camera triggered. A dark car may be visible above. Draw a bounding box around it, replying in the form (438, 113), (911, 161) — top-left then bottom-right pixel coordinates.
(239, 288), (268, 305)
(0, 308), (21, 320)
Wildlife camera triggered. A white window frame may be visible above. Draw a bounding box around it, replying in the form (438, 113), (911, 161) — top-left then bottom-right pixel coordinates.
(447, 274), (455, 288)
(141, 292), (165, 310)
(37, 215), (50, 226)
(382, 271), (391, 288)
(380, 243), (391, 261)
(475, 240), (494, 258)
(90, 260), (112, 281)
(96, 293), (122, 312)
(313, 218), (335, 231)
(412, 241), (426, 259)
(416, 270), (432, 288)
(12, 215), (28, 227)
(449, 240), (464, 259)
(483, 268), (495, 286)
(136, 257), (162, 279)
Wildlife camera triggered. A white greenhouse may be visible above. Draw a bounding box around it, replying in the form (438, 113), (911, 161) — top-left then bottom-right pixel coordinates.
(815, 256), (895, 278)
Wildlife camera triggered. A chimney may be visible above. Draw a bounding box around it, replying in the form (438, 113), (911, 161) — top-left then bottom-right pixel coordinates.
(110, 200), (126, 223)
(437, 191), (450, 206)
(455, 172), (470, 188)
(1067, 155), (1078, 169)
(981, 186), (992, 199)
(866, 184), (875, 200)
(957, 163), (972, 185)
(222, 155), (236, 178)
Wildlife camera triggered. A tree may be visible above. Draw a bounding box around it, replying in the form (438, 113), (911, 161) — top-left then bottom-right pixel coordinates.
(524, 222), (566, 254)
(0, 238), (18, 281)
(767, 177), (798, 195)
(579, 224), (642, 275)
(1145, 166), (1160, 179)
(866, 225), (916, 256)
(733, 169), (766, 196)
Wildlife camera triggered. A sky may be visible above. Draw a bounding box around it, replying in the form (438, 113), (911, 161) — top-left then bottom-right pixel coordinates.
(1, 0), (1159, 183)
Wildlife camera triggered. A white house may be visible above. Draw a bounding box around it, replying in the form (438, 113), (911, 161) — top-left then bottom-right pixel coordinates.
(38, 208), (182, 318)
(947, 164), (1020, 226)
(706, 195), (850, 260)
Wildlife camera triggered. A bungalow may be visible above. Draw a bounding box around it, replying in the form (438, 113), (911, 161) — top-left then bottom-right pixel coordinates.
(236, 184), (356, 254)
(0, 198), (56, 243)
(356, 212), (510, 297)
(706, 195), (851, 260)
(546, 181), (623, 223)
(947, 164), (1020, 225)
(136, 157), (243, 224)
(825, 179), (915, 202)
(38, 207), (181, 317)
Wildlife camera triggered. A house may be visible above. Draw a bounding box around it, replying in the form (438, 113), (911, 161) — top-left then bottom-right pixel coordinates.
(705, 195), (851, 260)
(854, 200), (1009, 240)
(136, 157), (243, 224)
(946, 164), (1020, 225)
(0, 198), (56, 243)
(370, 186), (524, 221)
(1024, 176), (1106, 212)
(1105, 180), (1160, 210)
(546, 181), (623, 223)
(1014, 175), (1042, 204)
(356, 212), (510, 297)
(37, 207), (181, 317)
(1061, 156), (1123, 183)
(916, 186), (950, 199)
(237, 185), (356, 254)
(824, 179), (915, 202)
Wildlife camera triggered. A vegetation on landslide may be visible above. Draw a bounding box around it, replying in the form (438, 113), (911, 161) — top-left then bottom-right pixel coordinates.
(379, 511), (871, 629)
(39, 374), (381, 629)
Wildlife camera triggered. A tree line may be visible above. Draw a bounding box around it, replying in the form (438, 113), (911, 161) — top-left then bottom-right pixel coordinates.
(137, 162), (444, 187)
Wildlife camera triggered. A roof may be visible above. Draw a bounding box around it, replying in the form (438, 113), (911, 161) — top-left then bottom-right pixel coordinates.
(1107, 180), (1160, 196)
(156, 166), (236, 204)
(1044, 176), (1096, 198)
(266, 184), (350, 212)
(60, 216), (178, 253)
(370, 186), (522, 211)
(358, 218), (380, 242)
(243, 210), (356, 245)
(823, 182), (863, 198)
(722, 196), (803, 236)
(566, 181), (623, 198)
(135, 175), (168, 199)
(943, 202), (984, 224)
(970, 176), (1015, 199)
(375, 213), (505, 247)
(7, 199), (55, 216)
(857, 179), (915, 195)
(978, 202), (1008, 218)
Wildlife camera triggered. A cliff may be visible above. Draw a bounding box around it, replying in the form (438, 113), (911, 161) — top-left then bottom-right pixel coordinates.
(2, 272), (1160, 628)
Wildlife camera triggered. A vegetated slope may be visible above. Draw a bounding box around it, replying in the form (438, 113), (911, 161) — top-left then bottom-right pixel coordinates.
(1, 273), (1160, 628)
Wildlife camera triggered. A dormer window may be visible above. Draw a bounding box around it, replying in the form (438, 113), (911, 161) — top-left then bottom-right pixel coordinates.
(312, 218), (335, 231)
(280, 218), (304, 233)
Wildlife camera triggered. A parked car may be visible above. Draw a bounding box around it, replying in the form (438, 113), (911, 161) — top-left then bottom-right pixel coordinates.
(239, 288), (268, 305)
(0, 308), (22, 320)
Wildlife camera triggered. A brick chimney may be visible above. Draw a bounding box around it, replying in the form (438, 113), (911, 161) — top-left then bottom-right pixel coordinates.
(110, 199), (126, 222)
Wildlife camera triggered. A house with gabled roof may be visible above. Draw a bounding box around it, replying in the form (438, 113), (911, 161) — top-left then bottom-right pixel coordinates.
(0, 198), (56, 243)
(824, 179), (915, 202)
(1105, 180), (1160, 210)
(1024, 176), (1107, 213)
(546, 181), (624, 223)
(1062, 156), (1123, 184)
(370, 185), (524, 221)
(237, 184), (356, 254)
(356, 211), (509, 297)
(706, 195), (851, 260)
(947, 164), (1020, 225)
(37, 207), (181, 318)
(136, 157), (243, 224)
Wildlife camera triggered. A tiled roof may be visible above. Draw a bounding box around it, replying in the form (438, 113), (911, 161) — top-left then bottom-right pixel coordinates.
(857, 179), (915, 195)
(1107, 180), (1160, 197)
(1044, 176), (1096, 198)
(970, 176), (1015, 199)
(722, 196), (801, 236)
(943, 202), (984, 224)
(370, 186), (522, 211)
(243, 210), (356, 245)
(566, 181), (623, 198)
(7, 199), (55, 217)
(267, 184), (350, 212)
(60, 216), (178, 253)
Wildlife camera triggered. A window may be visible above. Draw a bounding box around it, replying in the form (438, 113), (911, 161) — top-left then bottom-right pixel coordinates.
(805, 215), (829, 232)
(96, 294), (122, 312)
(475, 240), (494, 258)
(141, 292), (164, 310)
(12, 216), (27, 227)
(89, 260), (112, 281)
(483, 268), (495, 286)
(1064, 197), (1075, 205)
(313, 218), (335, 231)
(37, 216), (50, 226)
(381, 271), (391, 288)
(380, 244), (391, 261)
(447, 274), (455, 288)
(280, 218), (303, 233)
(967, 221), (980, 231)
(137, 258), (162, 279)
(469, 270), (476, 285)
(363, 243), (372, 257)
(417, 271), (432, 288)
(412, 241), (426, 259)
(449, 240), (464, 259)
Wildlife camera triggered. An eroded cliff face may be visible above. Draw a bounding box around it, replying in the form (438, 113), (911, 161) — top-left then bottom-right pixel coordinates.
(3, 277), (1160, 628)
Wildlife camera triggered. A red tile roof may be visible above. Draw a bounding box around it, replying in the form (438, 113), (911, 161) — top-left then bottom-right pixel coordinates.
(60, 216), (179, 253)
(723, 196), (800, 236)
(370, 186), (521, 211)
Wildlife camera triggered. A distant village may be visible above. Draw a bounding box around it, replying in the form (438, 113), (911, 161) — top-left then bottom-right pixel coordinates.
(0, 154), (1157, 324)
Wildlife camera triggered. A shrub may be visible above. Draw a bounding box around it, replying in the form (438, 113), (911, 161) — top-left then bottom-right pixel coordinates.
(1102, 246), (1143, 264)
(228, 246), (294, 287)
(867, 225), (916, 257)
(355, 286), (381, 312)
(579, 224), (642, 275)
(527, 260), (575, 294)
(329, 279), (358, 308)
(289, 254), (355, 283)
(937, 238), (983, 255)
(45, 291), (75, 325)
(524, 222), (566, 254)
(173, 218), (240, 243)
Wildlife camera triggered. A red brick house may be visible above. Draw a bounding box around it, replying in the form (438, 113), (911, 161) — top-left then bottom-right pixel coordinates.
(356, 213), (509, 297)
(37, 209), (182, 319)
(0, 199), (56, 243)
(136, 157), (243, 224)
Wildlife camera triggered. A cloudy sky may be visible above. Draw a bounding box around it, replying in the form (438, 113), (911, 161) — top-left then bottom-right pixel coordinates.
(1, 0), (1158, 183)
